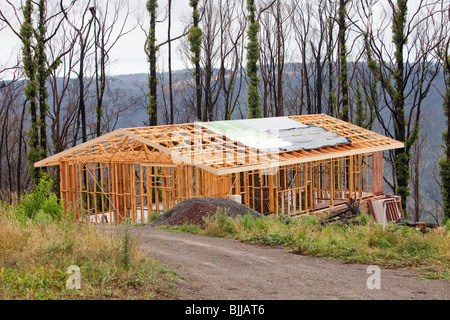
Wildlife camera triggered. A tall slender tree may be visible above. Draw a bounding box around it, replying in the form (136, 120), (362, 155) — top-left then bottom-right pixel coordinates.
(188, 0), (203, 121)
(20, 0), (41, 184)
(246, 0), (261, 118)
(327, 17), (337, 116)
(167, 0), (174, 124)
(146, 0), (158, 126)
(311, 0), (328, 115)
(337, 0), (349, 122)
(291, 1), (312, 115)
(91, 1), (134, 135)
(275, 0), (284, 116)
(60, 1), (94, 144)
(91, 6), (105, 138)
(36, 0), (61, 172)
(361, 31), (377, 130)
(387, 0), (410, 212)
(21, 0), (60, 183)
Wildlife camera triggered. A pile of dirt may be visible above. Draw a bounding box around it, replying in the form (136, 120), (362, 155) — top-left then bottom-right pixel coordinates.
(166, 201), (217, 228)
(149, 197), (264, 228)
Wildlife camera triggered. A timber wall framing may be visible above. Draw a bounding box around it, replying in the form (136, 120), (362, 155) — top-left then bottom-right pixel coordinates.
(49, 114), (397, 224)
(59, 150), (383, 223)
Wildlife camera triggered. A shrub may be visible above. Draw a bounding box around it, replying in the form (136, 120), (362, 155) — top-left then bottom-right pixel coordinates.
(202, 207), (236, 237)
(237, 213), (256, 230)
(276, 214), (297, 225)
(19, 176), (64, 221)
(254, 216), (270, 231)
(215, 208), (234, 234)
(444, 218), (450, 229)
(300, 214), (320, 226)
(367, 228), (399, 249)
(353, 212), (373, 226)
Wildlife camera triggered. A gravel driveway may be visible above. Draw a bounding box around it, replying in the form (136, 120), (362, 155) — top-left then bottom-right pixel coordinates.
(135, 226), (449, 300)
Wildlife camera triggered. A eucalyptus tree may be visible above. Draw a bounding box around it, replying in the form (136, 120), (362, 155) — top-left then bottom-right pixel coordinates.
(20, 0), (64, 183)
(146, 0), (158, 126)
(337, 0), (350, 122)
(19, 0), (41, 183)
(246, 0), (261, 118)
(189, 0), (203, 121)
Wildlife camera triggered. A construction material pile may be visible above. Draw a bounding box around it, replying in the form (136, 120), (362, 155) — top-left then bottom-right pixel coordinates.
(319, 198), (362, 227)
(149, 197), (264, 228)
(320, 197), (439, 233)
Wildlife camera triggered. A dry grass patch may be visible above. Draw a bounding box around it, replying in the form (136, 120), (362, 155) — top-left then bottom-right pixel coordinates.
(0, 205), (178, 300)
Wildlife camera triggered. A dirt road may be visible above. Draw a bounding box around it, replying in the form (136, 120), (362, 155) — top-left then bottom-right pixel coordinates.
(136, 226), (449, 300)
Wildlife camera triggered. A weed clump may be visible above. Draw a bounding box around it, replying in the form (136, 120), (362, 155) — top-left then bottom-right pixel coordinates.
(121, 219), (133, 271)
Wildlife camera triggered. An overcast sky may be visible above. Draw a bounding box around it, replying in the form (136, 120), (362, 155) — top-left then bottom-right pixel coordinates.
(0, 0), (192, 76)
(106, 0), (193, 75)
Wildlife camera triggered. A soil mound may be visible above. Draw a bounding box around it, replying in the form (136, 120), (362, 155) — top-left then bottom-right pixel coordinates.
(149, 197), (264, 228)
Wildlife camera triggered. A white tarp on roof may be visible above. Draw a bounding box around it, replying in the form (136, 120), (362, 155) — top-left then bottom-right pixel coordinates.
(235, 117), (309, 131)
(200, 117), (350, 153)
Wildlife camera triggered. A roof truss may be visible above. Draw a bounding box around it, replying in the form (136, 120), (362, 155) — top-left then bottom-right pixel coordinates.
(35, 114), (404, 175)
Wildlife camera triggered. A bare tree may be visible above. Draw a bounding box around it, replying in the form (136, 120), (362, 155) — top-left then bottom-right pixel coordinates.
(60, 0), (96, 143)
(90, 0), (135, 136)
(219, 0), (246, 120)
(309, 0), (329, 115)
(167, 0), (174, 124)
(290, 0), (313, 114)
(258, 0), (291, 117)
(0, 68), (29, 200)
(200, 0), (222, 121)
(47, 18), (79, 156)
(409, 114), (430, 222)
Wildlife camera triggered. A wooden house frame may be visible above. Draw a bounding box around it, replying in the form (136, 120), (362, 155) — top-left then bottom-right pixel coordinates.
(36, 114), (404, 224)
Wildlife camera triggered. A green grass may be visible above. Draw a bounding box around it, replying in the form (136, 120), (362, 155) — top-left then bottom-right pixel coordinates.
(163, 210), (450, 280)
(0, 203), (179, 300)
